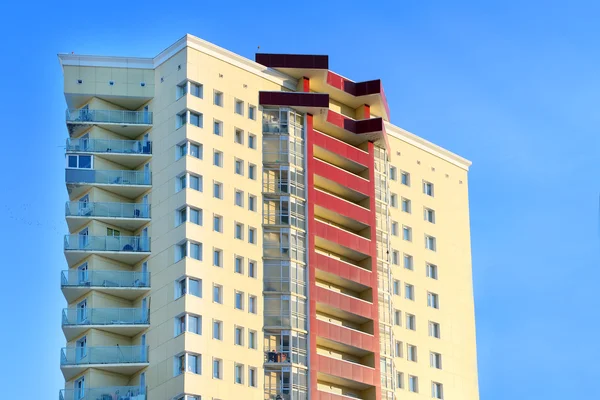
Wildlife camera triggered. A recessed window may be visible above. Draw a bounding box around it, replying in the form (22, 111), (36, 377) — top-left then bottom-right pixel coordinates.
(174, 314), (201, 336)
(213, 150), (223, 167)
(395, 340), (403, 357)
(430, 352), (442, 369)
(67, 155), (92, 169)
(407, 344), (417, 362)
(213, 285), (223, 304)
(424, 208), (435, 223)
(405, 284), (414, 301)
(189, 174), (202, 191)
(248, 163), (257, 180)
(427, 292), (440, 309)
(248, 195), (257, 211)
(401, 198), (411, 213)
(396, 372), (404, 389)
(177, 142), (203, 160)
(213, 249), (223, 268)
(213, 215), (223, 233)
(248, 133), (256, 149)
(176, 174), (186, 192)
(248, 295), (257, 314)
(213, 358), (223, 379)
(248, 227), (256, 244)
(235, 99), (244, 115)
(389, 166), (397, 181)
(390, 193), (398, 208)
(190, 207), (202, 225)
(426, 263), (438, 279)
(235, 190), (244, 207)
(214, 91), (223, 107)
(213, 182), (223, 199)
(425, 235), (437, 251)
(401, 171), (410, 186)
(234, 363), (244, 384)
(406, 314), (416, 330)
(176, 112), (187, 129)
(391, 222), (399, 236)
(176, 82), (188, 99)
(214, 120), (223, 136)
(248, 330), (257, 349)
(391, 250), (400, 266)
(212, 320), (223, 340)
(403, 254), (413, 270)
(190, 82), (203, 98)
(394, 310), (402, 326)
(177, 207), (187, 226)
(248, 105), (256, 120)
(249, 366), (257, 387)
(190, 242), (202, 261)
(189, 112), (203, 128)
(423, 181), (434, 196)
(402, 226), (412, 242)
(408, 375), (419, 393)
(429, 321), (441, 338)
(248, 260), (257, 278)
(235, 222), (244, 240)
(176, 242), (187, 262)
(234, 159), (244, 175)
(235, 291), (244, 310)
(175, 276), (201, 298)
(234, 128), (244, 144)
(432, 382), (444, 399)
(174, 353), (200, 376)
(235, 256), (244, 274)
(393, 280), (400, 295)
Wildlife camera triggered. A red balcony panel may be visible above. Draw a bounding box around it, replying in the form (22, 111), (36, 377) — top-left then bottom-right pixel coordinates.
(317, 391), (364, 400)
(314, 190), (370, 226)
(327, 71), (391, 119)
(256, 53), (329, 69)
(314, 220), (371, 256)
(314, 159), (371, 197)
(259, 91), (329, 109)
(326, 110), (384, 135)
(315, 319), (377, 353)
(313, 130), (370, 167)
(315, 286), (375, 320)
(315, 355), (377, 387)
(314, 253), (372, 288)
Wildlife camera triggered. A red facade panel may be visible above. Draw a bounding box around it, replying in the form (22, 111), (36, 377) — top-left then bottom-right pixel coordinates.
(255, 53), (329, 69)
(314, 190), (371, 226)
(313, 253), (373, 288)
(313, 159), (371, 197)
(314, 286), (375, 320)
(314, 355), (378, 387)
(259, 91), (329, 108)
(313, 130), (370, 167)
(313, 221), (371, 257)
(326, 110), (384, 135)
(315, 319), (377, 353)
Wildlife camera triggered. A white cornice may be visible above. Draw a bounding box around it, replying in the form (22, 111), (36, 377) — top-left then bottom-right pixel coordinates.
(385, 122), (472, 171)
(58, 34), (297, 90)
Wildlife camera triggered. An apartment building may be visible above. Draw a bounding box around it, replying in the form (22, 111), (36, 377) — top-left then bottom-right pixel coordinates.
(58, 34), (479, 400)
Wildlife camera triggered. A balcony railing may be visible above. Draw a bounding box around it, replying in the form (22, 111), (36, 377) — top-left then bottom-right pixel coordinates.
(66, 138), (152, 155)
(59, 386), (145, 400)
(60, 345), (148, 366)
(65, 169), (151, 186)
(61, 270), (150, 288)
(62, 308), (149, 326)
(64, 235), (150, 252)
(65, 201), (150, 219)
(66, 109), (153, 125)
(263, 212), (306, 230)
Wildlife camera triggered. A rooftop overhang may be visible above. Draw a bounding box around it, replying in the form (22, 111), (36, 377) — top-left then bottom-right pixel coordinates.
(259, 91), (330, 114)
(256, 53), (390, 121)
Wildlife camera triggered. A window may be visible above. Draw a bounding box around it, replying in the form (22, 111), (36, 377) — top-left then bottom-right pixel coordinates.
(177, 174), (186, 192)
(213, 249), (223, 268)
(67, 155), (92, 169)
(407, 344), (417, 362)
(177, 208), (187, 225)
(248, 133), (256, 149)
(234, 326), (244, 345)
(234, 128), (244, 144)
(175, 277), (201, 298)
(213, 285), (223, 304)
(190, 242), (202, 261)
(234, 159), (244, 175)
(213, 358), (222, 379)
(190, 82), (203, 98)
(189, 174), (202, 191)
(389, 166), (397, 180)
(212, 320), (223, 340)
(423, 181), (434, 196)
(189, 112), (203, 128)
(248, 330), (257, 349)
(425, 235), (437, 251)
(430, 352), (442, 369)
(406, 314), (416, 330)
(175, 314), (201, 336)
(213, 215), (223, 233)
(176, 82), (187, 99)
(401, 171), (410, 186)
(176, 242), (187, 261)
(214, 120), (223, 136)
(235, 190), (244, 207)
(409, 375), (418, 393)
(403, 254), (413, 270)
(396, 372), (404, 389)
(248, 105), (256, 120)
(248, 295), (257, 314)
(176, 112), (186, 128)
(175, 353), (200, 376)
(248, 227), (256, 244)
(390, 193), (398, 208)
(213, 182), (223, 199)
(393, 280), (400, 295)
(427, 263), (438, 279)
(402, 226), (412, 241)
(391, 222), (399, 236)
(235, 99), (244, 115)
(432, 382), (444, 399)
(214, 90), (223, 106)
(394, 310), (402, 326)
(107, 228), (120, 237)
(429, 321), (441, 338)
(248, 195), (257, 211)
(405, 284), (414, 300)
(213, 150), (223, 167)
(177, 143), (188, 160)
(177, 142), (202, 160)
(235, 256), (244, 274)
(427, 292), (439, 309)
(190, 208), (202, 225)
(234, 363), (244, 384)
(424, 208), (435, 223)
(249, 367), (257, 387)
(395, 340), (403, 357)
(189, 143), (202, 159)
(248, 163), (257, 180)
(248, 260), (257, 278)
(401, 198), (411, 213)
(391, 250), (400, 266)
(235, 223), (244, 240)
(235, 291), (244, 310)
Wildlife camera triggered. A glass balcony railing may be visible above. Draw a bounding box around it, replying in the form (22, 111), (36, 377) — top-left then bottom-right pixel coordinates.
(60, 345), (148, 366)
(66, 138), (152, 155)
(59, 386), (145, 400)
(65, 201), (150, 219)
(65, 169), (151, 186)
(61, 270), (150, 288)
(62, 308), (149, 326)
(64, 235), (150, 252)
(66, 109), (153, 125)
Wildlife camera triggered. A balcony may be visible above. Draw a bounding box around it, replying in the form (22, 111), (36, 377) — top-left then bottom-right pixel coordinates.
(65, 201), (150, 231)
(315, 319), (377, 355)
(66, 109), (152, 137)
(64, 235), (150, 265)
(314, 252), (373, 288)
(65, 169), (151, 199)
(315, 354), (377, 388)
(60, 345), (148, 380)
(66, 138), (152, 168)
(313, 159), (371, 198)
(315, 286), (375, 321)
(314, 220), (371, 258)
(59, 386), (145, 400)
(62, 308), (149, 341)
(61, 269), (150, 302)
(314, 189), (371, 228)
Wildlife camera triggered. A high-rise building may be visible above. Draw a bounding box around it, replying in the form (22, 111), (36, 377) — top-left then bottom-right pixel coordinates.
(58, 34), (479, 400)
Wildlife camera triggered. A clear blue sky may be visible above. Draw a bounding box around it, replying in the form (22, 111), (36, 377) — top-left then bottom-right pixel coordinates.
(0, 0), (598, 398)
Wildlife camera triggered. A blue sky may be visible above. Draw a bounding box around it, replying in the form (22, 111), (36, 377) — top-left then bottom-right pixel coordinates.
(0, 0), (598, 398)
